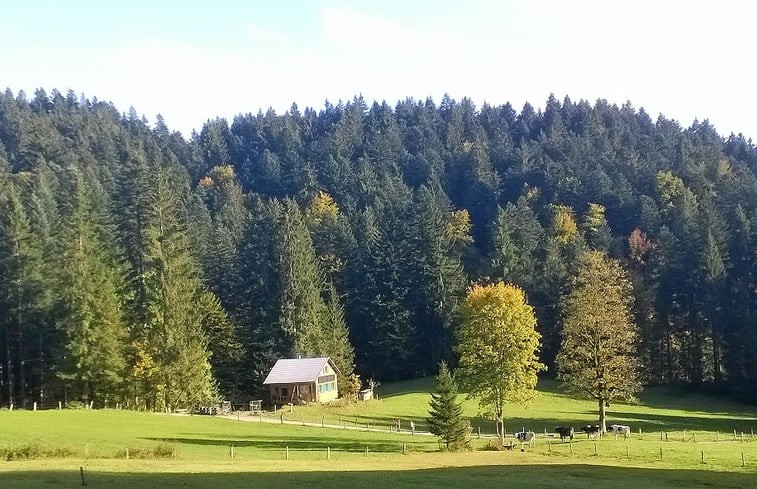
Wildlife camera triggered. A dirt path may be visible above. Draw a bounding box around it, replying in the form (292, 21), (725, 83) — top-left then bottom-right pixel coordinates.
(218, 412), (435, 436)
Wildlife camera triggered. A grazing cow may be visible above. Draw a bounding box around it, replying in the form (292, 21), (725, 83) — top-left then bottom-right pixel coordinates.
(515, 431), (536, 443)
(608, 424), (631, 437)
(582, 425), (601, 438)
(555, 426), (574, 441)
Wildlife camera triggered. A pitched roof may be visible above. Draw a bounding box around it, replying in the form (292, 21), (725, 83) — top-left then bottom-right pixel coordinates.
(262, 357), (337, 384)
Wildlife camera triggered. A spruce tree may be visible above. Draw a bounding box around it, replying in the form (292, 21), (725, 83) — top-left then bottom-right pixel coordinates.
(138, 165), (216, 410)
(428, 361), (468, 450)
(57, 170), (128, 405)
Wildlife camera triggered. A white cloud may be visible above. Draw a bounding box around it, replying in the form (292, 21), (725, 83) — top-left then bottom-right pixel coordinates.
(3, 3), (755, 140)
(248, 24), (294, 47)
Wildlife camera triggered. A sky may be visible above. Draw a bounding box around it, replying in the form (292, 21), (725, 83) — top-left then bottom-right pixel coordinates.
(2, 0), (755, 139)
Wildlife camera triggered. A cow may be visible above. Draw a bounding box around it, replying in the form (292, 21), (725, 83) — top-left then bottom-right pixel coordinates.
(555, 426), (574, 441)
(608, 424), (631, 437)
(581, 425), (601, 438)
(515, 431), (536, 443)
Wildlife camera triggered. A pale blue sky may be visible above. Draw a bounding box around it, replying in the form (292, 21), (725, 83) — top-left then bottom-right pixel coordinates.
(3, 1), (755, 139)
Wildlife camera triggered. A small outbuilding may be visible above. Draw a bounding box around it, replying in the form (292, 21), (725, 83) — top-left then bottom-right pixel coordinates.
(263, 357), (340, 404)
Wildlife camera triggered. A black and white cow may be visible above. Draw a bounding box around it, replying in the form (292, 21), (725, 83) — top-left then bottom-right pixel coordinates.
(515, 431), (536, 443)
(555, 426), (574, 441)
(608, 424), (631, 437)
(581, 425), (601, 438)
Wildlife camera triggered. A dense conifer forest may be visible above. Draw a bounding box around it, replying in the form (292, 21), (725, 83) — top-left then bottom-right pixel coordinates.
(1, 88), (756, 409)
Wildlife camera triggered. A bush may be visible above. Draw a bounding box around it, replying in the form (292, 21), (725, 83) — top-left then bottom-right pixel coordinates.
(0, 442), (76, 460)
(116, 443), (177, 459)
(65, 401), (87, 410)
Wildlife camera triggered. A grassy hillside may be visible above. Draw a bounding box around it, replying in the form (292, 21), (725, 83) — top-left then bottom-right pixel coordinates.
(270, 377), (757, 436)
(0, 378), (755, 488)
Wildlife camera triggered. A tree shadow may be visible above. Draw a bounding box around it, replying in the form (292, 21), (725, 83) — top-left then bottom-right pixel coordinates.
(142, 435), (433, 453)
(5, 464), (756, 489)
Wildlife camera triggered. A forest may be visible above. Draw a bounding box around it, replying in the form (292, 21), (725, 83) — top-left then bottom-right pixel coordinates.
(1, 88), (756, 410)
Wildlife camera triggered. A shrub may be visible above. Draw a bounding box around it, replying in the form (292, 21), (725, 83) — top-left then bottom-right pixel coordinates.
(116, 443), (177, 459)
(0, 442), (76, 460)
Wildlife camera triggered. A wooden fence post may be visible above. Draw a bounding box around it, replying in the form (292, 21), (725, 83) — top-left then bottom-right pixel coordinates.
(33, 402), (37, 411)
(683, 429), (686, 442)
(733, 430), (737, 441)
(321, 416), (324, 428)
(58, 401), (62, 410)
(403, 442), (407, 454)
(285, 446), (289, 460)
(594, 442), (597, 456)
(365, 446), (368, 456)
(126, 447), (129, 459)
(742, 452), (746, 467)
(659, 446), (663, 461)
(477, 426), (481, 439)
(626, 445), (630, 460)
(701, 450), (705, 464)
(569, 441), (573, 453)
(80, 467), (87, 486)
(327, 447), (331, 460)
(639, 427), (642, 440)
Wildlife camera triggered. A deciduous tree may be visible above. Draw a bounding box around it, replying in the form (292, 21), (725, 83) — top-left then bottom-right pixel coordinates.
(556, 251), (641, 432)
(456, 282), (544, 444)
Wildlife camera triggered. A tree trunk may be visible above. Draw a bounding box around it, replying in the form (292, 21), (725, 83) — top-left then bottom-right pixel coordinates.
(498, 418), (505, 445)
(598, 398), (607, 433)
(4, 321), (12, 406)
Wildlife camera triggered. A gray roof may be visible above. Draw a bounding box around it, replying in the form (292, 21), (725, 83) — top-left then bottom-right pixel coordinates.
(262, 357), (338, 384)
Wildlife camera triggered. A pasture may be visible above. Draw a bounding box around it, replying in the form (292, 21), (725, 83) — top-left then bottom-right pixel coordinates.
(1, 378), (756, 488)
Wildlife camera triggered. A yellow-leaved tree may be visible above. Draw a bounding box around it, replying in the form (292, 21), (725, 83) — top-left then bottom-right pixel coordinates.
(556, 251), (641, 433)
(456, 282), (545, 444)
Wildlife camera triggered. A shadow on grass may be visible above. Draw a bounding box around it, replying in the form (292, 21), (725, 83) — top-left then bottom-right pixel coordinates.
(4, 464), (756, 489)
(142, 435), (435, 453)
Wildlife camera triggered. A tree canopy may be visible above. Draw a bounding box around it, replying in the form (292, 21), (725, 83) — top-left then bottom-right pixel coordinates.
(456, 282), (545, 442)
(556, 251), (642, 431)
(0, 89), (756, 408)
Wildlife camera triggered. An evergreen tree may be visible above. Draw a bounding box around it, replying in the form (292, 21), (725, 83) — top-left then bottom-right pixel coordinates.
(428, 361), (468, 450)
(137, 166), (216, 410)
(57, 170), (128, 405)
(0, 180), (45, 407)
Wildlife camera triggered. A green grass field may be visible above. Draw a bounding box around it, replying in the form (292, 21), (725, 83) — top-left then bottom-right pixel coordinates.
(1, 377), (756, 488)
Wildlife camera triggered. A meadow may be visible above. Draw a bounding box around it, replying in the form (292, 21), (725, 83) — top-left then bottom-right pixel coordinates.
(0, 378), (755, 488)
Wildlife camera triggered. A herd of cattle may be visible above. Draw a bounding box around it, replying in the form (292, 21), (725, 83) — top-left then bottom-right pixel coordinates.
(514, 424), (632, 443)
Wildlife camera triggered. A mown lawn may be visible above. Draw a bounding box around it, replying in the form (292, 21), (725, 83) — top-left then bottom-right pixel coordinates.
(0, 377), (756, 488)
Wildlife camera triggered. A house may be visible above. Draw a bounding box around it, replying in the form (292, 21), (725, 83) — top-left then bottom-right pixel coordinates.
(262, 357), (340, 404)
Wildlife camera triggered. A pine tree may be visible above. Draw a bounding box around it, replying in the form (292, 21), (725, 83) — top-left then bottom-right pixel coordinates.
(428, 361), (468, 450)
(137, 165), (216, 410)
(408, 184), (466, 373)
(57, 170), (128, 405)
(0, 180), (45, 407)
(276, 198), (329, 357)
